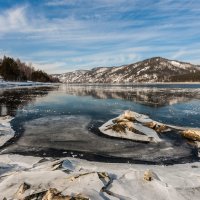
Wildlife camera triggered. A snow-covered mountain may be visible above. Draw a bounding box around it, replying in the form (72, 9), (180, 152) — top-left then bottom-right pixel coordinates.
(53, 57), (200, 83)
(53, 70), (89, 83)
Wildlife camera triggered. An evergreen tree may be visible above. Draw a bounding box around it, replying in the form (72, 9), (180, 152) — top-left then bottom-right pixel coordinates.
(0, 56), (21, 81)
(0, 56), (59, 82)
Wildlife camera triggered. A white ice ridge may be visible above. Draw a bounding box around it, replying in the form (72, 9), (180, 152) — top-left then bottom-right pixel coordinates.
(99, 110), (200, 143)
(0, 154), (200, 200)
(0, 116), (15, 147)
(99, 110), (164, 142)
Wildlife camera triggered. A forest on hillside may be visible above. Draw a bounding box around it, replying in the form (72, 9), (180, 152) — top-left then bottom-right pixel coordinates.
(0, 56), (59, 82)
(170, 72), (200, 82)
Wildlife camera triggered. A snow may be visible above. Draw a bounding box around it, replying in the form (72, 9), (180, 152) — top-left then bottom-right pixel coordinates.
(0, 116), (15, 147)
(54, 57), (200, 84)
(99, 111), (163, 142)
(0, 81), (56, 89)
(170, 61), (181, 67)
(95, 67), (109, 73)
(136, 66), (150, 75)
(110, 66), (125, 73)
(169, 60), (194, 70)
(58, 70), (88, 83)
(98, 110), (200, 166)
(0, 154), (200, 199)
(99, 119), (152, 142)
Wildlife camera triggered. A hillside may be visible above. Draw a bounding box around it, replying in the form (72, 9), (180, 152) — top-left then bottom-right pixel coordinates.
(53, 57), (200, 83)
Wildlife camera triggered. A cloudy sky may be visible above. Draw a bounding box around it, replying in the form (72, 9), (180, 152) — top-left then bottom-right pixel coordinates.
(0, 0), (200, 74)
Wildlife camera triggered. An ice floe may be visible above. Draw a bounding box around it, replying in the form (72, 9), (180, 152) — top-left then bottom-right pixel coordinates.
(0, 116), (14, 147)
(99, 110), (200, 145)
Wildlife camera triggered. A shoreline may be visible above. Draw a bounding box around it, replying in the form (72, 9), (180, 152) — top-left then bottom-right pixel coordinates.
(3, 148), (199, 166)
(63, 82), (200, 86)
(0, 81), (60, 90)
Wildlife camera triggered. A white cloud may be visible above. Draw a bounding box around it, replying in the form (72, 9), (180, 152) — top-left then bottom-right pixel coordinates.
(1, 1), (200, 74)
(33, 61), (67, 74)
(172, 50), (188, 59)
(0, 6), (27, 33)
(45, 0), (75, 6)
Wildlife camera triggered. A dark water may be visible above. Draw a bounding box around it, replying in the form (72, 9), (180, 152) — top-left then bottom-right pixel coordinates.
(1, 84), (200, 164)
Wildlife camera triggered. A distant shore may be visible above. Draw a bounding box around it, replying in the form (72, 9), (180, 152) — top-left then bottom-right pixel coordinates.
(63, 82), (200, 86)
(0, 81), (59, 90)
(1, 81), (200, 89)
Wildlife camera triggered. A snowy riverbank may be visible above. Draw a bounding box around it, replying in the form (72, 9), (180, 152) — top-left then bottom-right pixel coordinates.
(0, 81), (59, 89)
(0, 154), (200, 200)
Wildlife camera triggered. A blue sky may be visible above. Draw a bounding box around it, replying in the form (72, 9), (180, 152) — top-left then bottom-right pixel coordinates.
(0, 0), (200, 74)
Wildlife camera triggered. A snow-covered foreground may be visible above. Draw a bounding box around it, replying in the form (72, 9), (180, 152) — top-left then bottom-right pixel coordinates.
(0, 154), (200, 200)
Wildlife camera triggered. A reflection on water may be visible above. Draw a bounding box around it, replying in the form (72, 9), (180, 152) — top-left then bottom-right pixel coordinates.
(0, 87), (55, 116)
(1, 84), (200, 164)
(60, 84), (200, 107)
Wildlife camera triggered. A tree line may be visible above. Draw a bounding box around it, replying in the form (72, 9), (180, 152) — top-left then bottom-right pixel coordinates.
(0, 56), (59, 82)
(170, 71), (200, 82)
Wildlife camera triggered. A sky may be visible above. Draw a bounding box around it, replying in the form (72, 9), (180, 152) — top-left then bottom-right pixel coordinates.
(0, 0), (200, 74)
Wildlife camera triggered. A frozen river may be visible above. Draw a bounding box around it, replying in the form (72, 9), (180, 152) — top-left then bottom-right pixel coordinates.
(1, 84), (200, 164)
